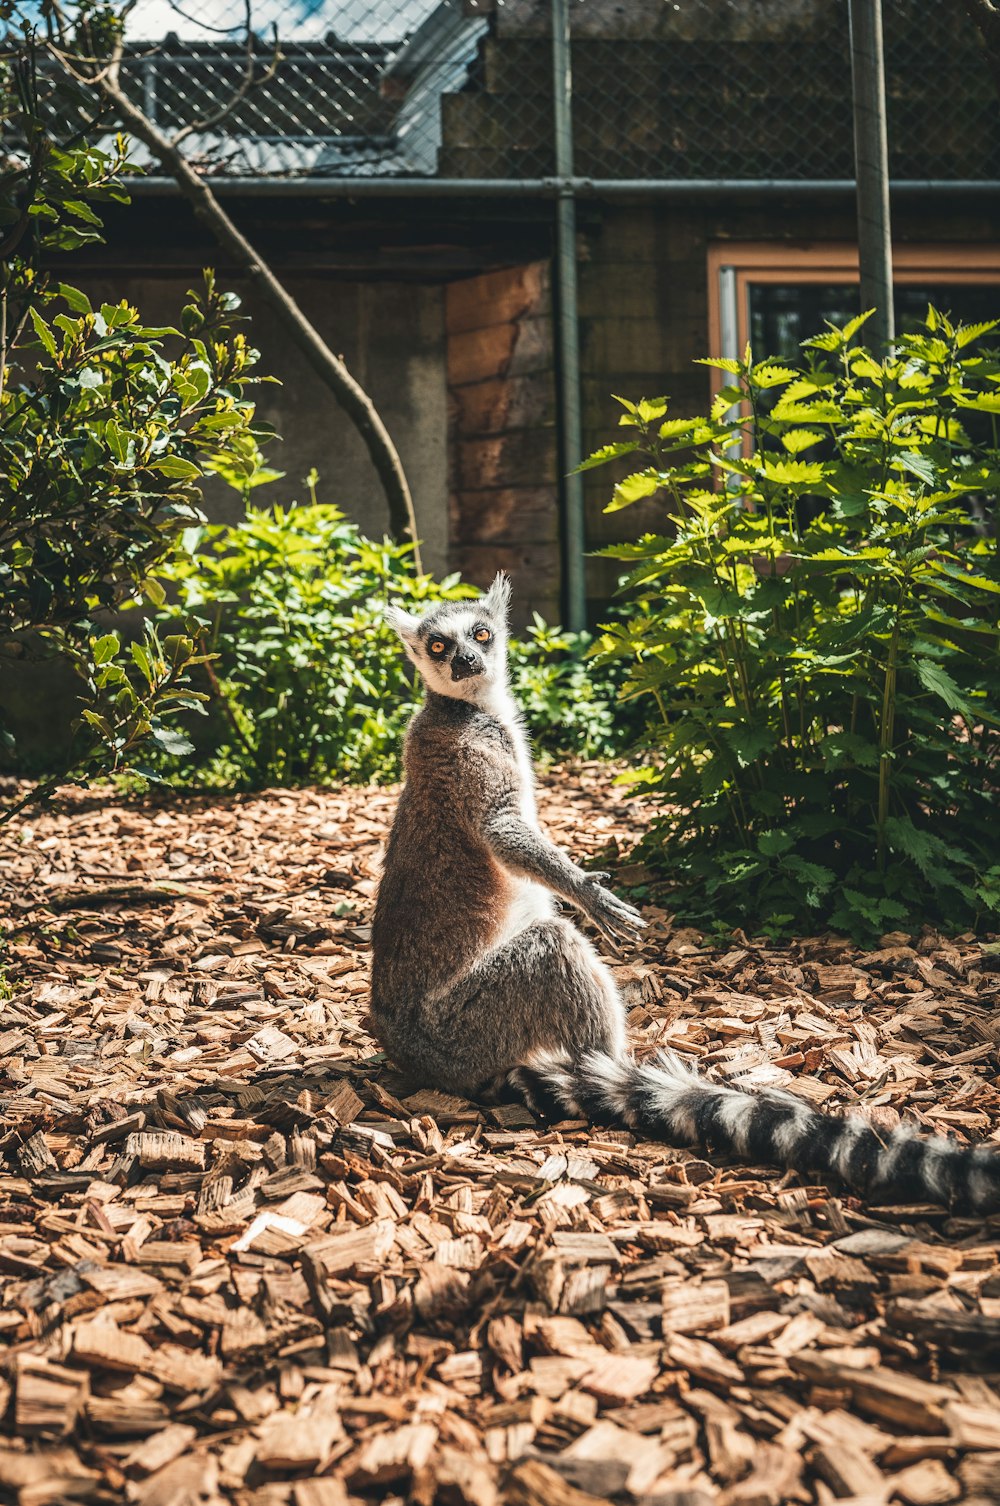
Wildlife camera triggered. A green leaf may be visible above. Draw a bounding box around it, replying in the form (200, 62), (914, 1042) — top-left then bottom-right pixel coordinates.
(636, 398), (668, 422)
(80, 709), (114, 739)
(884, 816), (970, 880)
(659, 418), (699, 440)
(760, 457), (826, 487)
(783, 856), (836, 900)
(28, 306), (58, 357)
(769, 399), (843, 424)
(64, 198), (103, 226)
(693, 356), (742, 374)
(92, 633), (120, 666)
(820, 731), (879, 768)
(151, 455), (203, 480)
(130, 640), (155, 685)
(955, 392), (1000, 414)
(895, 451), (936, 486)
(574, 441), (640, 473)
(750, 363), (798, 389)
(780, 429), (825, 455)
(606, 470), (662, 513)
(103, 422), (130, 464)
(930, 562), (1000, 596)
(805, 546), (890, 563)
(151, 727), (195, 756)
(915, 658), (974, 717)
(56, 283), (93, 314)
(841, 309), (876, 342)
(849, 353), (883, 380)
(955, 319), (998, 348)
(758, 830), (794, 856)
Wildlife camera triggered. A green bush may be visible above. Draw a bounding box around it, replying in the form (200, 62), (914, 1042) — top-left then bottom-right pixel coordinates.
(588, 308), (1000, 939)
(0, 36), (265, 818)
(509, 616), (639, 761)
(153, 493), (465, 786)
(153, 491), (632, 786)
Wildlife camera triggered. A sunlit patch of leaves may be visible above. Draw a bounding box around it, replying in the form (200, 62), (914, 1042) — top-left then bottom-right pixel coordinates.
(0, 31), (269, 820)
(588, 308), (1000, 939)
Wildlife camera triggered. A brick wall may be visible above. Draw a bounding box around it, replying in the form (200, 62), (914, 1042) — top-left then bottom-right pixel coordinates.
(445, 262), (560, 627)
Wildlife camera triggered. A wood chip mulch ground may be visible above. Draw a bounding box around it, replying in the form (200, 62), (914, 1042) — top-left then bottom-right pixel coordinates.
(2, 767), (1000, 1506)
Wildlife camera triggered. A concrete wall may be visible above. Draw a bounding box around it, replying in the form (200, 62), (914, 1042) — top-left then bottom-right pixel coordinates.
(72, 272), (451, 576)
(1, 271), (451, 770)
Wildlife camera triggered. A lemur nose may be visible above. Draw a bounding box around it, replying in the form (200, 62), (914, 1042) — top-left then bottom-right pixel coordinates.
(451, 651), (482, 681)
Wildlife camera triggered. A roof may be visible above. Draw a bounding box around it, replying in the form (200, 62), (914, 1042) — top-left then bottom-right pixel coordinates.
(63, 0), (1000, 184)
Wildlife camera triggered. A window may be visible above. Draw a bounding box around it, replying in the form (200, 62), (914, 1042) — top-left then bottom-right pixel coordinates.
(707, 243), (1000, 374)
(705, 243), (1000, 519)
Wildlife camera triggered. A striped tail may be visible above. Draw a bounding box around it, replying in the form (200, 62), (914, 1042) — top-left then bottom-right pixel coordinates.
(512, 1049), (1000, 1216)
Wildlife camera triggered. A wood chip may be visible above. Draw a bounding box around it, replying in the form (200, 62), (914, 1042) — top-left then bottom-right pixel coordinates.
(4, 773), (1000, 1502)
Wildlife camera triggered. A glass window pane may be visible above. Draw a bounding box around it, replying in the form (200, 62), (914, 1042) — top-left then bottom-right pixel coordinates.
(749, 281), (999, 359)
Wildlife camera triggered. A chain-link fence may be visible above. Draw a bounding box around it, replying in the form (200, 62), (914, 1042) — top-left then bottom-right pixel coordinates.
(107, 0), (997, 182)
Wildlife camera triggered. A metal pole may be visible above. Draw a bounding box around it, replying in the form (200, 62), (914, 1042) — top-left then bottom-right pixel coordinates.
(848, 0), (894, 349)
(551, 0), (587, 632)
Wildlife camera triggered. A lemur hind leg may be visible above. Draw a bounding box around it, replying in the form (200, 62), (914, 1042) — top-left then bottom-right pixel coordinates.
(384, 917), (625, 1100)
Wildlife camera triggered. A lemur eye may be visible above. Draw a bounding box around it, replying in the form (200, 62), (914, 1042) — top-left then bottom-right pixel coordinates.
(429, 639), (447, 655)
(473, 627), (492, 644)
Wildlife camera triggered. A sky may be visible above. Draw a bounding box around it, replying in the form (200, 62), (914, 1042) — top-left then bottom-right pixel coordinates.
(122, 0), (437, 42)
(8, 0), (440, 42)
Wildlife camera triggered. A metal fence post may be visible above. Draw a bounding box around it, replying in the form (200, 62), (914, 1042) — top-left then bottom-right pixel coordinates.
(551, 0), (587, 632)
(848, 0), (895, 349)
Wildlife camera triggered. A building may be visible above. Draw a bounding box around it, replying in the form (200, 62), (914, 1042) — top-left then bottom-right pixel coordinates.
(66, 0), (1000, 626)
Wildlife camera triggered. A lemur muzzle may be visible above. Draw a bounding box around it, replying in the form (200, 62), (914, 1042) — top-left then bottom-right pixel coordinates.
(451, 652), (483, 681)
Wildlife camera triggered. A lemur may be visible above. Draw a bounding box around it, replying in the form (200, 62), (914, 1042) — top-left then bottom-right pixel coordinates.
(370, 573), (1000, 1215)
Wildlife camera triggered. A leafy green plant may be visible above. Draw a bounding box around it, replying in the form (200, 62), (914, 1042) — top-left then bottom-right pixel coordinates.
(152, 488), (473, 786)
(152, 488), (636, 786)
(588, 308), (1000, 938)
(0, 30), (266, 818)
(508, 616), (639, 761)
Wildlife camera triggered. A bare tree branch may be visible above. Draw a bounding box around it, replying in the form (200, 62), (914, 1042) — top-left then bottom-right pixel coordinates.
(173, 3), (282, 149)
(42, 10), (422, 568)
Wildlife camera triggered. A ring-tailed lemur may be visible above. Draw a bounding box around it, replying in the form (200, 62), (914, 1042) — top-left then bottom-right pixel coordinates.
(370, 574), (1000, 1215)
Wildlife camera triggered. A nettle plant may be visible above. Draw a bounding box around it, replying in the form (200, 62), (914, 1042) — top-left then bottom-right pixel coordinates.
(0, 35), (265, 817)
(589, 309), (1000, 939)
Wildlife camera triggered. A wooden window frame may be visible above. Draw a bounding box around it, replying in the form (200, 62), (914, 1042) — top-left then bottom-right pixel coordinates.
(706, 241), (1000, 397)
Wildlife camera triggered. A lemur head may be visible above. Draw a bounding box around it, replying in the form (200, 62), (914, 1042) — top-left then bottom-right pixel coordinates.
(386, 572), (511, 704)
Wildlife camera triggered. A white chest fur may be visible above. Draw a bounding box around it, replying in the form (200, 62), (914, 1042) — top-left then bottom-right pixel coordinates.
(484, 687), (555, 941)
(483, 687), (538, 821)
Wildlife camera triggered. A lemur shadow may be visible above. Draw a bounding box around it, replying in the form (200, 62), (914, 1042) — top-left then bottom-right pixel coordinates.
(133, 1055), (488, 1132)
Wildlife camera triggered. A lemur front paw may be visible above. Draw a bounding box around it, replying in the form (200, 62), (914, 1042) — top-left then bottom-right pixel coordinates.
(579, 874), (646, 947)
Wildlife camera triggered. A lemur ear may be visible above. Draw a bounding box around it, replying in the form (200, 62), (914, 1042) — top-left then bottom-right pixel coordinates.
(482, 571), (512, 622)
(384, 604), (422, 645)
